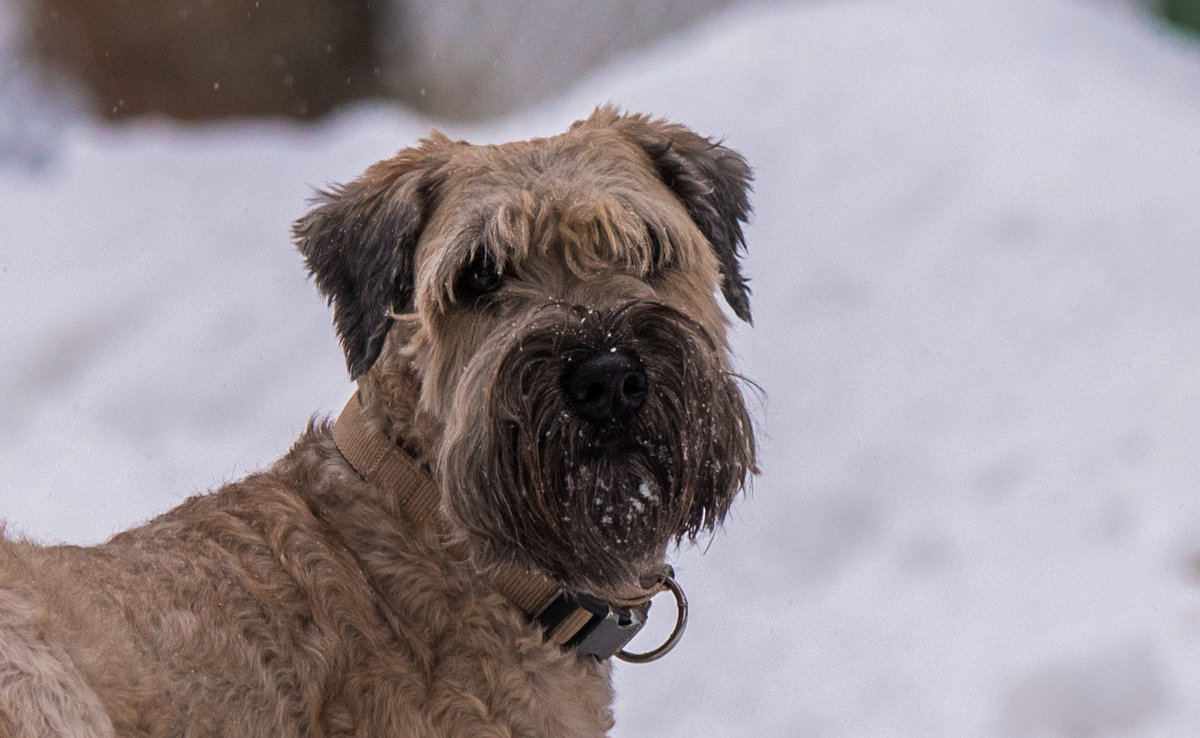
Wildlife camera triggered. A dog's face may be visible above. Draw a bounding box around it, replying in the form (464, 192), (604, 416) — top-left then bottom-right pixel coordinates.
(295, 108), (755, 594)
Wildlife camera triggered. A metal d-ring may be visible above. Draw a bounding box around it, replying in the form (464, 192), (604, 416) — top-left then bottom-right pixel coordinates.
(615, 575), (689, 664)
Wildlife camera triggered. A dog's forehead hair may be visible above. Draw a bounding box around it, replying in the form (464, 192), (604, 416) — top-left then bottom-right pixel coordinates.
(413, 128), (717, 309)
(437, 126), (657, 192)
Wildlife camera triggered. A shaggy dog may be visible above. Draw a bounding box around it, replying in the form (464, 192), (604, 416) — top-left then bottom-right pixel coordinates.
(0, 107), (755, 737)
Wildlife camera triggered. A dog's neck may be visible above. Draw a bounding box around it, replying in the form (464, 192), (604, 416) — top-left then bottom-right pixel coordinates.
(355, 324), (441, 466)
(330, 390), (668, 660)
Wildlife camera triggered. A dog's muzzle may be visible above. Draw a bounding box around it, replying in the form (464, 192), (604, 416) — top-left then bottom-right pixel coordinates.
(439, 298), (752, 593)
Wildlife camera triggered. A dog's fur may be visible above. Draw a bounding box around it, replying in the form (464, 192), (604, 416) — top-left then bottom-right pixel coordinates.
(0, 107), (754, 737)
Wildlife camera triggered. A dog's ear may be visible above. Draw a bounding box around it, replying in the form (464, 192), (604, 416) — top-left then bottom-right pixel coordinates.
(293, 140), (448, 378)
(606, 110), (754, 323)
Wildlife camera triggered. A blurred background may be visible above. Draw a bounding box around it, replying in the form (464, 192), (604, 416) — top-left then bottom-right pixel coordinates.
(4, 0), (740, 161)
(4, 0), (1200, 735)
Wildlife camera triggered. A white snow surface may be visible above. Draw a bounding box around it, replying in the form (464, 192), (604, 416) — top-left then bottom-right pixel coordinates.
(5, 0), (1200, 735)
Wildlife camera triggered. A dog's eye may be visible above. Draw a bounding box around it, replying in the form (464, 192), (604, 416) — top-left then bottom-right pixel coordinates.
(456, 250), (503, 301)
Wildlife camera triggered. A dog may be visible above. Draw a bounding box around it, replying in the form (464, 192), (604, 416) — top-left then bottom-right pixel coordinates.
(0, 106), (755, 737)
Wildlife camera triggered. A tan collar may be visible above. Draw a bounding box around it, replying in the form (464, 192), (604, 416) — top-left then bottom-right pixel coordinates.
(331, 392), (681, 660)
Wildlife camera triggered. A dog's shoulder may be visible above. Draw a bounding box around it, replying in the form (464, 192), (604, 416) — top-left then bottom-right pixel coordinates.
(0, 427), (404, 735)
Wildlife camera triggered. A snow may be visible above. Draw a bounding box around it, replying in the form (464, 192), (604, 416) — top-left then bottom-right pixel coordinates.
(4, 0), (1200, 735)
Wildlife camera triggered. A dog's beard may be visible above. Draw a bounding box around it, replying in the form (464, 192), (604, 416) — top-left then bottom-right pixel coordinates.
(437, 301), (755, 593)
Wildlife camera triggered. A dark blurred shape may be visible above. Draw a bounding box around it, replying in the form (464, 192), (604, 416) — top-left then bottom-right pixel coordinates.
(25, 0), (738, 122)
(32, 0), (380, 120)
(1161, 0), (1200, 35)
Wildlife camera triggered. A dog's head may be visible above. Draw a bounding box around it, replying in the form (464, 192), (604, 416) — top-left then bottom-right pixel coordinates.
(295, 107), (755, 594)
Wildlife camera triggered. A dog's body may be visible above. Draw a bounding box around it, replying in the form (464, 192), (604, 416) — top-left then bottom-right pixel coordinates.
(0, 108), (754, 737)
(1, 430), (614, 736)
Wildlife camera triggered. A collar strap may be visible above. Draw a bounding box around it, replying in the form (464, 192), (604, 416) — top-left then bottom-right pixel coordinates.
(331, 392), (663, 659)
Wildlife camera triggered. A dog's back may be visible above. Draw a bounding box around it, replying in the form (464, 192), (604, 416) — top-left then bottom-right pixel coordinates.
(0, 466), (344, 736)
(0, 426), (401, 737)
(0, 539), (116, 737)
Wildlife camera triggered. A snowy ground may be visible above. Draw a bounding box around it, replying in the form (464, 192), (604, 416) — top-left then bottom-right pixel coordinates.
(5, 0), (1200, 735)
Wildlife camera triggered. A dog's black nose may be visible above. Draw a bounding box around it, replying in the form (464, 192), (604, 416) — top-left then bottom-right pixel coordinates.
(563, 350), (648, 423)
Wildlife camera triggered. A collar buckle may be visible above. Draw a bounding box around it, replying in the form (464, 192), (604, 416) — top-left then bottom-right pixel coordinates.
(537, 574), (689, 662)
(538, 592), (648, 660)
